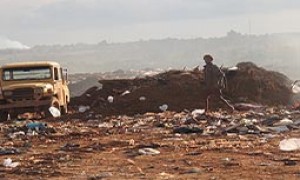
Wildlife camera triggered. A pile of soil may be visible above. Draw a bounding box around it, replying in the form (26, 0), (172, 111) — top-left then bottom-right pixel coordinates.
(71, 62), (292, 116)
(225, 62), (292, 105)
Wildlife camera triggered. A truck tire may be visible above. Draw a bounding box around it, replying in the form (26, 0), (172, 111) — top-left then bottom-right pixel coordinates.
(60, 105), (68, 115)
(0, 111), (8, 122)
(10, 112), (19, 120)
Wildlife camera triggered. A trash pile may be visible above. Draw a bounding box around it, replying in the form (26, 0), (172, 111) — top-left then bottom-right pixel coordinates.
(71, 62), (293, 116)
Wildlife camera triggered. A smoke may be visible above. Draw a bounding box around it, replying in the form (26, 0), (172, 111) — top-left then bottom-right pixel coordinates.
(0, 36), (30, 50)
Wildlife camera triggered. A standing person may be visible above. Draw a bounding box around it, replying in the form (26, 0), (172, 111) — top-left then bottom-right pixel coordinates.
(202, 54), (234, 112)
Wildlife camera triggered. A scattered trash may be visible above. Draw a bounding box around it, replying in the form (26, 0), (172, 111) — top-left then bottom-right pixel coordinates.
(227, 66), (238, 71)
(49, 106), (61, 117)
(138, 148), (160, 155)
(3, 158), (20, 168)
(292, 80), (300, 94)
(88, 172), (113, 180)
(273, 118), (294, 126)
(284, 160), (297, 166)
(234, 103), (264, 111)
(61, 143), (80, 151)
(159, 104), (168, 112)
(173, 126), (203, 134)
(279, 138), (300, 151)
(8, 131), (26, 139)
(191, 109), (205, 119)
(79, 106), (90, 113)
(267, 126), (290, 133)
(121, 90), (130, 96)
(107, 96), (114, 103)
(185, 167), (203, 174)
(0, 147), (21, 155)
(26, 122), (47, 132)
(139, 96), (146, 101)
(159, 172), (174, 178)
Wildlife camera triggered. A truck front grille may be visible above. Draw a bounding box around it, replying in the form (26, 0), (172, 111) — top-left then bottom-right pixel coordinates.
(11, 88), (34, 100)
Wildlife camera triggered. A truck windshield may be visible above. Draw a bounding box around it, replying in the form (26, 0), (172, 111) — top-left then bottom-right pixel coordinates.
(3, 66), (52, 81)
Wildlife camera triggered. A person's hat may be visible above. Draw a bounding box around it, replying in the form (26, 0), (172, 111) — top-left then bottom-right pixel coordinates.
(203, 54), (213, 61)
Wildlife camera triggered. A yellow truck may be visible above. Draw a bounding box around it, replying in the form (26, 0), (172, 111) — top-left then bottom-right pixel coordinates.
(0, 61), (70, 121)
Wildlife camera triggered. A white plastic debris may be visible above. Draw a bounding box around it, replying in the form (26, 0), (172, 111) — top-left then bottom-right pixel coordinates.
(139, 96), (146, 101)
(191, 109), (205, 119)
(3, 158), (20, 168)
(121, 90), (130, 96)
(274, 118), (294, 126)
(292, 81), (300, 94)
(159, 104), (168, 112)
(279, 138), (300, 151)
(78, 106), (90, 113)
(192, 109), (205, 116)
(227, 66), (238, 71)
(138, 148), (160, 155)
(107, 96), (114, 103)
(48, 106), (61, 118)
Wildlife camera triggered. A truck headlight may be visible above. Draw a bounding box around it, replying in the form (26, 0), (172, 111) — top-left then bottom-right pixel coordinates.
(43, 84), (54, 94)
(34, 88), (43, 94)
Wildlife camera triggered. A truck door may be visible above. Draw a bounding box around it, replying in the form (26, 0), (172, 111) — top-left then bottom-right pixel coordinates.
(53, 67), (63, 104)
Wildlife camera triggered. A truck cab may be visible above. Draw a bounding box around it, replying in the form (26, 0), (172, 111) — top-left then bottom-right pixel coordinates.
(0, 61), (70, 121)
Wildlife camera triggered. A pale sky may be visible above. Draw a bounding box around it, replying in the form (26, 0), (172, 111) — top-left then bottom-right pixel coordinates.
(1, 0), (300, 47)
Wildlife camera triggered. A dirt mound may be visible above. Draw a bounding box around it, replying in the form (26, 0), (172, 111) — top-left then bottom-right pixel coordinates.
(70, 62), (292, 116)
(225, 62), (292, 105)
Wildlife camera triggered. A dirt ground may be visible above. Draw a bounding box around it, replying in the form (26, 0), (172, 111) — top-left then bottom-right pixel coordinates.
(0, 110), (300, 180)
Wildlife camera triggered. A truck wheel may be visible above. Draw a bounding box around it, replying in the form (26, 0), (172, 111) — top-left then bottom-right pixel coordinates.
(0, 111), (8, 122)
(10, 113), (19, 120)
(60, 105), (68, 115)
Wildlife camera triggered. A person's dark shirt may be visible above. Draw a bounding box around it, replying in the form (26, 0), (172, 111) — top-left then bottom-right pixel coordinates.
(203, 62), (222, 89)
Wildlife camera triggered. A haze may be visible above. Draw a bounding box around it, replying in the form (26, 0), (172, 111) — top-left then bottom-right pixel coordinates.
(0, 0), (300, 47)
